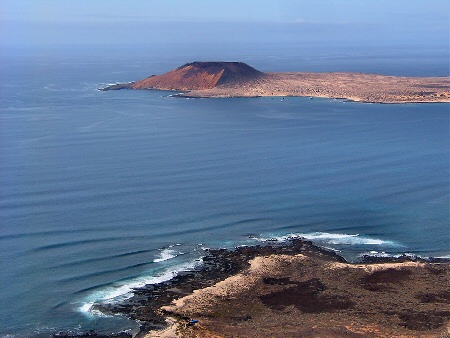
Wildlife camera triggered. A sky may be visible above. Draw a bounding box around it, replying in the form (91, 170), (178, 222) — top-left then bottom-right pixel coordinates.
(1, 0), (449, 48)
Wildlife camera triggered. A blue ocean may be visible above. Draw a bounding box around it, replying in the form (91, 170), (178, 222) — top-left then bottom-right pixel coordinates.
(0, 45), (449, 336)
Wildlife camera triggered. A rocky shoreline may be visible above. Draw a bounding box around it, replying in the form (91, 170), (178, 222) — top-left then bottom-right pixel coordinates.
(90, 239), (345, 336)
(60, 239), (450, 337)
(158, 244), (449, 337)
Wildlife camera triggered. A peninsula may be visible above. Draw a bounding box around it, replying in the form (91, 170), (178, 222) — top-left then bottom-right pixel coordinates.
(90, 240), (450, 338)
(100, 61), (450, 103)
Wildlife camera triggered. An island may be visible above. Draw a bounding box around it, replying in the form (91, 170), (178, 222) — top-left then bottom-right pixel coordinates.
(100, 61), (450, 103)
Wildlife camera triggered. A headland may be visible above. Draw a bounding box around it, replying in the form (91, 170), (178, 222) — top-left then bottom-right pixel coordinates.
(85, 239), (449, 338)
(100, 61), (450, 103)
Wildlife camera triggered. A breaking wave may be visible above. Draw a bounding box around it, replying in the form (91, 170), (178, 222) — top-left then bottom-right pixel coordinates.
(153, 247), (181, 263)
(78, 259), (199, 317)
(258, 231), (401, 247)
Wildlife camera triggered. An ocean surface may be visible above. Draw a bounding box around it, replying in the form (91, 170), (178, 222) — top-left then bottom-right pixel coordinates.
(0, 45), (449, 336)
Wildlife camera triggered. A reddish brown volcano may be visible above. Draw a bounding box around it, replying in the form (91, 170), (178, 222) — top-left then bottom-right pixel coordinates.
(131, 61), (265, 90)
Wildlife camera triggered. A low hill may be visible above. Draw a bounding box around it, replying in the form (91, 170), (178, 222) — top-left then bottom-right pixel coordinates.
(131, 61), (265, 90)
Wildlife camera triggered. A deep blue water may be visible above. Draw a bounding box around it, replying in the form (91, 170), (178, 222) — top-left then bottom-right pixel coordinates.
(0, 46), (449, 336)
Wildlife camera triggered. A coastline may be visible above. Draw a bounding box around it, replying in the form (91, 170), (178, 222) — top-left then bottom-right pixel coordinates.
(158, 255), (450, 338)
(100, 72), (450, 104)
(86, 239), (449, 338)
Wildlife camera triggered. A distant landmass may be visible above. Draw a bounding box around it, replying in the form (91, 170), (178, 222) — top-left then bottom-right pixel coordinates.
(101, 61), (450, 103)
(101, 62), (264, 91)
(133, 61), (264, 90)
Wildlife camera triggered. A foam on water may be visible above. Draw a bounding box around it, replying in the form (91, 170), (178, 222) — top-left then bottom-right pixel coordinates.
(79, 259), (200, 317)
(153, 248), (179, 263)
(258, 232), (401, 247)
(358, 251), (420, 259)
(78, 232), (406, 318)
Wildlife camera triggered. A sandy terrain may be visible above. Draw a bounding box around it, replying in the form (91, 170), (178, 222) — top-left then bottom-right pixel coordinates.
(155, 254), (449, 338)
(178, 72), (450, 103)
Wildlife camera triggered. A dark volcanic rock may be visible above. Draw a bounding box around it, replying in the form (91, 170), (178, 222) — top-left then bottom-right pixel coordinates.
(98, 83), (134, 91)
(53, 331), (132, 338)
(389, 311), (450, 331)
(259, 278), (354, 313)
(84, 238), (450, 337)
(90, 239), (346, 335)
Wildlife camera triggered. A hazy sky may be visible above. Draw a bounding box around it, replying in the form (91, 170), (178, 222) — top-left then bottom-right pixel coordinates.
(1, 0), (449, 47)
